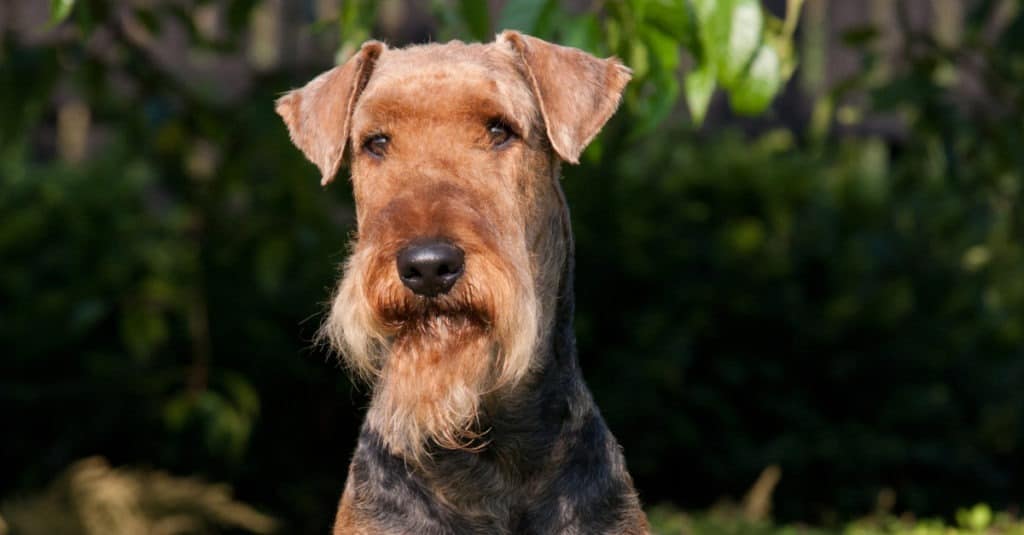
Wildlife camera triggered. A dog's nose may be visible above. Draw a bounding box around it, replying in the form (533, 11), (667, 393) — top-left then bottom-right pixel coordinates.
(396, 240), (465, 297)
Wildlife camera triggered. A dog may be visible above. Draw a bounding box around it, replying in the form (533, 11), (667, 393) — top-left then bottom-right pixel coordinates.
(276, 30), (647, 535)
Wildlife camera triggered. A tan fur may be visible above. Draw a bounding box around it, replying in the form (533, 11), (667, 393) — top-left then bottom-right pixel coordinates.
(332, 477), (367, 535)
(499, 31), (632, 163)
(276, 41), (385, 185)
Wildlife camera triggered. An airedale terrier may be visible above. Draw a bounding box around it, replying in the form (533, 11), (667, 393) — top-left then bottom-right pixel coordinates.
(277, 30), (647, 534)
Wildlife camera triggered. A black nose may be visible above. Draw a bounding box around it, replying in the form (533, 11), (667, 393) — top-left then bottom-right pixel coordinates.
(396, 240), (465, 297)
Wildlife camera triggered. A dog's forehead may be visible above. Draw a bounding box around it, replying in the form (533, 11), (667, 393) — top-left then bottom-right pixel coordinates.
(354, 41), (536, 130)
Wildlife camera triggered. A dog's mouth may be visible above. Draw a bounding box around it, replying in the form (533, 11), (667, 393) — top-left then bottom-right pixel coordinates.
(377, 296), (493, 337)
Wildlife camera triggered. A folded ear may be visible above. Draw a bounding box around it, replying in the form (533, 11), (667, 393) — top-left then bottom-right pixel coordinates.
(275, 41), (385, 186)
(499, 31), (631, 164)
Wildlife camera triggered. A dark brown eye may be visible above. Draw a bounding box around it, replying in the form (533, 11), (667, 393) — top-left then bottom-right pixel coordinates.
(487, 119), (516, 149)
(363, 134), (389, 158)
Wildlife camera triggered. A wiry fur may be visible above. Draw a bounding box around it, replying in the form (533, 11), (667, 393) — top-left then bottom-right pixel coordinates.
(277, 31), (647, 534)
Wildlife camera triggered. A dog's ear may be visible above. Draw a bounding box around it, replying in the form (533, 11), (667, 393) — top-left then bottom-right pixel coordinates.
(276, 41), (385, 186)
(499, 31), (631, 164)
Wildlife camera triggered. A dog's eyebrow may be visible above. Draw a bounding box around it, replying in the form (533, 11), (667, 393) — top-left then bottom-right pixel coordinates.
(359, 82), (522, 127)
(459, 98), (527, 135)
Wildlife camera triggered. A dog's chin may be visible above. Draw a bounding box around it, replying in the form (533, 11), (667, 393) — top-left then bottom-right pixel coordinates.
(382, 308), (498, 381)
(367, 307), (499, 461)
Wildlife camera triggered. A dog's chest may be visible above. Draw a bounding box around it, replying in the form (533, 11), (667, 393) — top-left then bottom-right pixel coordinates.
(348, 410), (636, 534)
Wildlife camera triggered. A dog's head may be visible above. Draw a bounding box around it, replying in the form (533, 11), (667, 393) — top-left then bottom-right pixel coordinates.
(277, 32), (629, 458)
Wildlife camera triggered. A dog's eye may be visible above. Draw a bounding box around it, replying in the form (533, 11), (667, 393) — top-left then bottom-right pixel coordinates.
(363, 134), (390, 158)
(487, 120), (516, 149)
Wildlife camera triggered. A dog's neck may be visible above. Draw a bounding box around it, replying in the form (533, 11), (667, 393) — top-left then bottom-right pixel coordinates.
(463, 244), (598, 468)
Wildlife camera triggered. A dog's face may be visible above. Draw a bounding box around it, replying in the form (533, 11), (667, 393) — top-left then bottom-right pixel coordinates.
(277, 32), (629, 458)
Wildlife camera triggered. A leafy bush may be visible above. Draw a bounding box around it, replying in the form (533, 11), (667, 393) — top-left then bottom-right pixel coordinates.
(567, 125), (1023, 518)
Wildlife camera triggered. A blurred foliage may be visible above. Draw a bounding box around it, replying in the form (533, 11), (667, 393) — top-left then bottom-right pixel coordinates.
(0, 457), (275, 535)
(566, 0), (1024, 519)
(571, 126), (1024, 517)
(2, 0), (1024, 533)
(648, 503), (1024, 535)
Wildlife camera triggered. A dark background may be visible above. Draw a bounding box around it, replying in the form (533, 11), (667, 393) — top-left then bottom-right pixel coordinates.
(2, 1), (1023, 533)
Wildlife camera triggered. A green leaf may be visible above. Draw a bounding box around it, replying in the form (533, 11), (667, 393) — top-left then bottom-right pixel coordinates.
(49, 0), (75, 25)
(692, 0), (729, 66)
(718, 0), (764, 87)
(957, 504), (993, 531)
(458, 0), (491, 41)
(685, 64), (716, 126)
(643, 24), (681, 72)
(728, 41), (782, 114)
(629, 39), (650, 80)
(689, 0), (717, 22)
(631, 25), (683, 133)
(645, 0), (697, 50)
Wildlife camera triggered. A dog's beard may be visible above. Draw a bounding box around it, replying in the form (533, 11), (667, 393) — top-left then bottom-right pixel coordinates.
(319, 245), (539, 460)
(368, 317), (494, 458)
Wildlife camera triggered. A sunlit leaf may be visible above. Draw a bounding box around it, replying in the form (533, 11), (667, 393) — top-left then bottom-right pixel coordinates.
(957, 503), (994, 531)
(49, 0), (75, 25)
(685, 64), (716, 125)
(693, 0), (730, 67)
(719, 0), (764, 87)
(728, 42), (782, 114)
(689, 0), (717, 22)
(686, 0), (798, 122)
